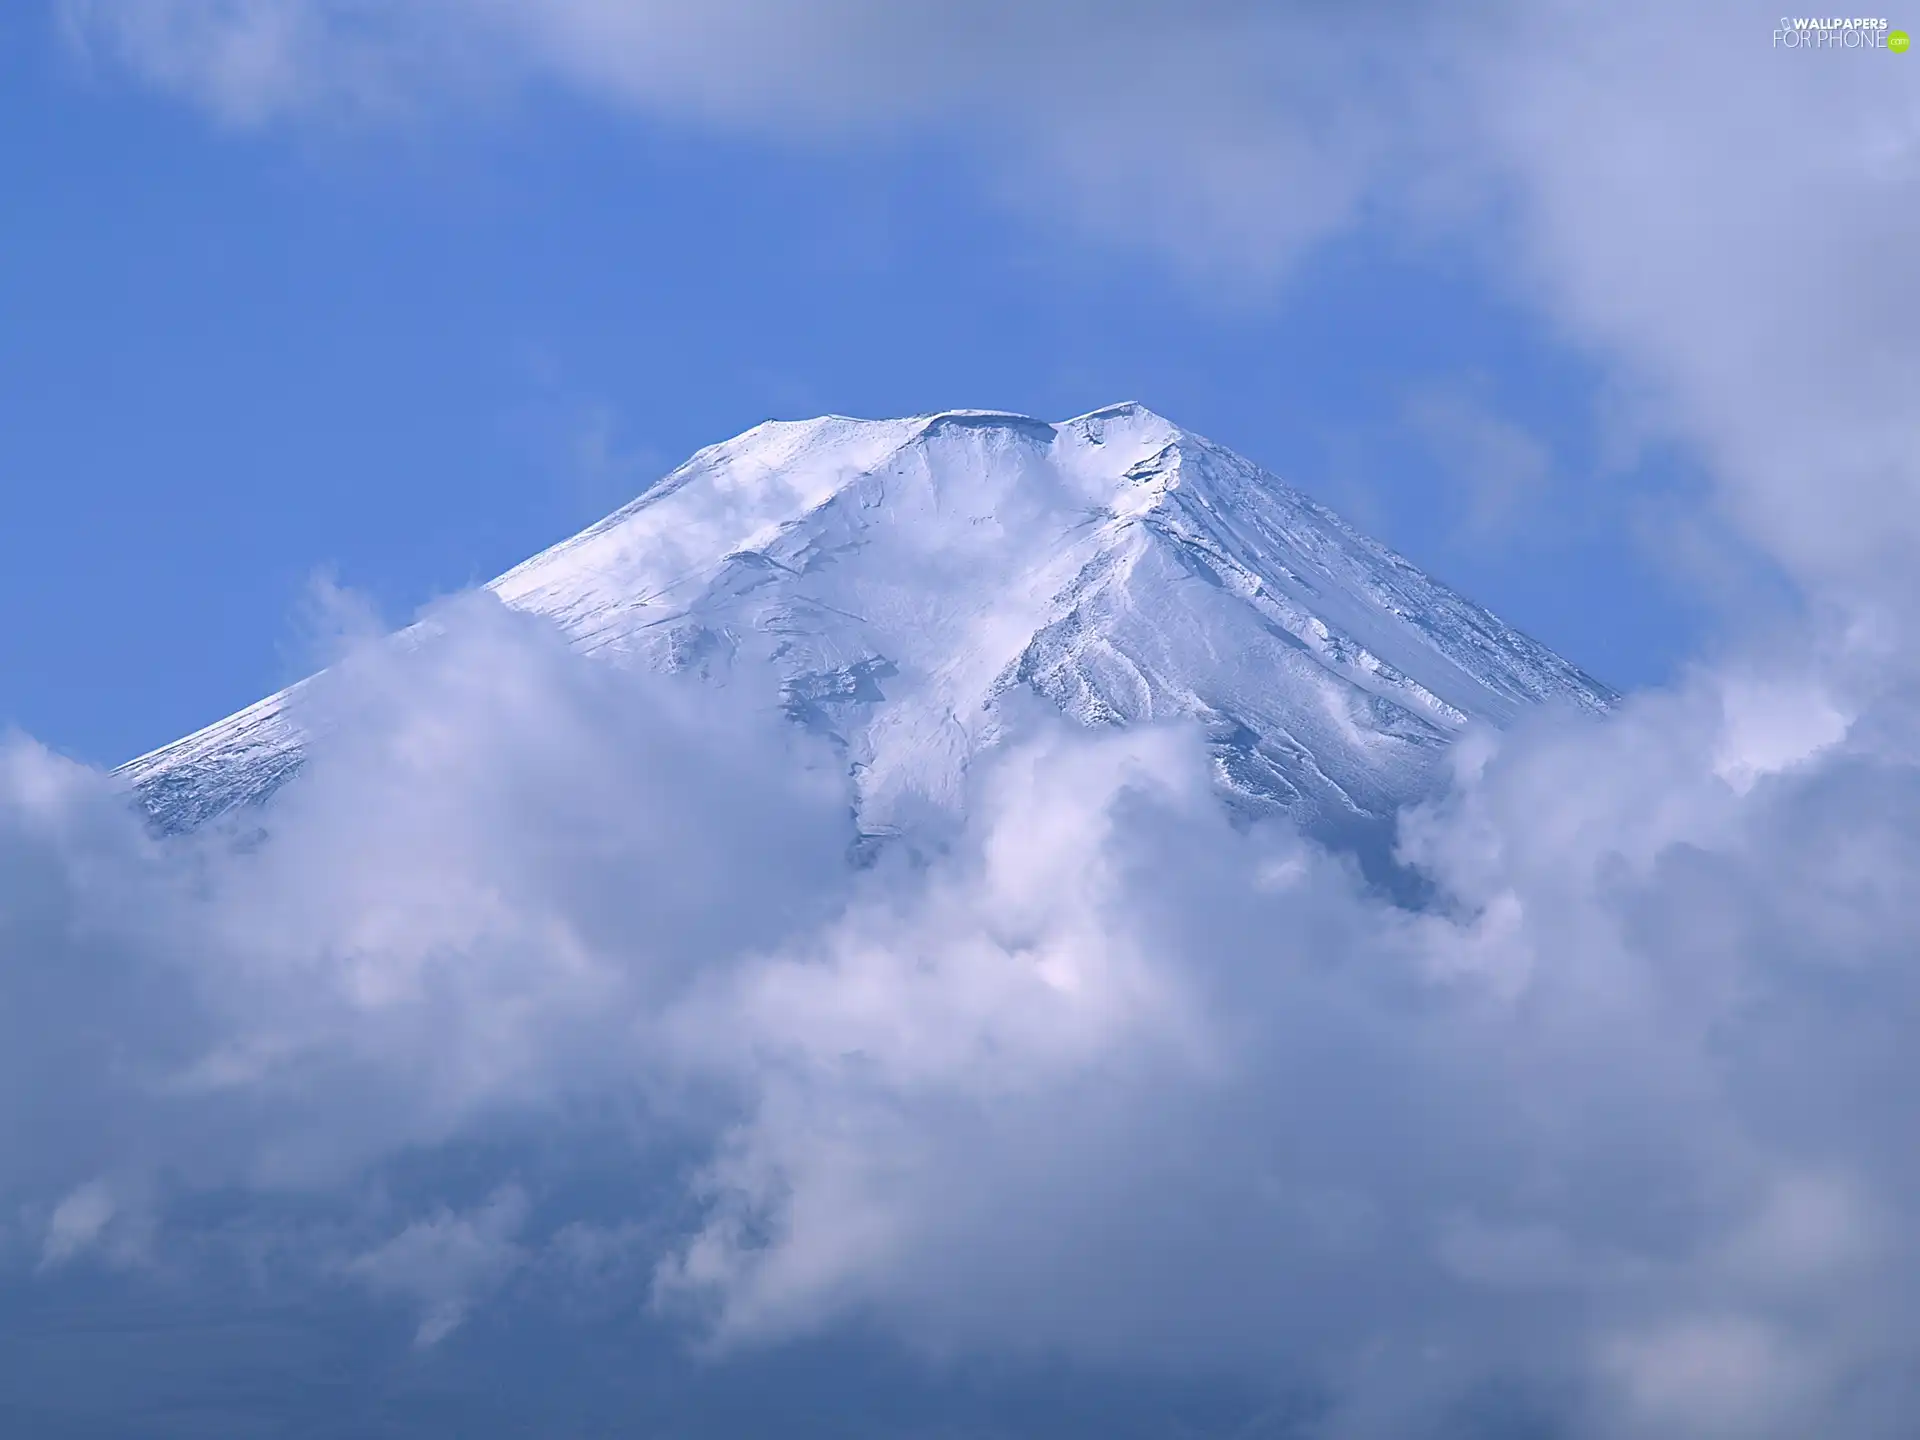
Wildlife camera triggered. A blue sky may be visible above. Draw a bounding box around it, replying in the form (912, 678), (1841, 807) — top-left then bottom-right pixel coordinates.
(0, 5), (1726, 768)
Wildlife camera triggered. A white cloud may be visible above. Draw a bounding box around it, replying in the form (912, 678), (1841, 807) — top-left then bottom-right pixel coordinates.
(39, 1180), (117, 1269)
(60, 0), (1920, 609)
(59, 0), (1439, 281)
(1473, 0), (1920, 605)
(1600, 1315), (1819, 1439)
(0, 594), (1917, 1430)
(1712, 672), (1851, 794)
(345, 1185), (531, 1345)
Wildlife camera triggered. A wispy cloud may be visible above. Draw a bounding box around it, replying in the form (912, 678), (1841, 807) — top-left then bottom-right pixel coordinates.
(60, 0), (1920, 611)
(1404, 376), (1556, 542)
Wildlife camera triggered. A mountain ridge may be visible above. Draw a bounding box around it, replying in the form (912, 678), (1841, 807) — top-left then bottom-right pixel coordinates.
(119, 403), (1614, 846)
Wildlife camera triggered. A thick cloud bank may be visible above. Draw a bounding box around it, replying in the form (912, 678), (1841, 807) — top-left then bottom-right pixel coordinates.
(2, 592), (1918, 1436)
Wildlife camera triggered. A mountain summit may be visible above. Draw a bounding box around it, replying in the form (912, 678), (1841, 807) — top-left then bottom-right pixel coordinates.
(121, 404), (1612, 847)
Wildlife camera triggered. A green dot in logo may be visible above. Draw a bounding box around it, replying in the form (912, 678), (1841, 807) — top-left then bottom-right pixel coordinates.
(1891, 28), (1913, 52)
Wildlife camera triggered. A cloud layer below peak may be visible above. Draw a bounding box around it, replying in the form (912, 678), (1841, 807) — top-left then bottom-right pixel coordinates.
(3, 593), (1920, 1434)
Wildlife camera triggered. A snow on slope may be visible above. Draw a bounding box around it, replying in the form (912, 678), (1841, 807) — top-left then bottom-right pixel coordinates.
(117, 404), (1614, 844)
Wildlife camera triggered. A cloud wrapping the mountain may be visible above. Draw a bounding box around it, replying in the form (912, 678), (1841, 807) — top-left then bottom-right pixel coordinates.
(2, 594), (1920, 1434)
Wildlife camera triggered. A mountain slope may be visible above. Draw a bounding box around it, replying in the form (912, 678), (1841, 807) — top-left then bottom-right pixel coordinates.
(119, 404), (1613, 842)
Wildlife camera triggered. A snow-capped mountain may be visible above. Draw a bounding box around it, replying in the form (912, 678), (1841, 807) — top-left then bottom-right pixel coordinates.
(120, 404), (1612, 847)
